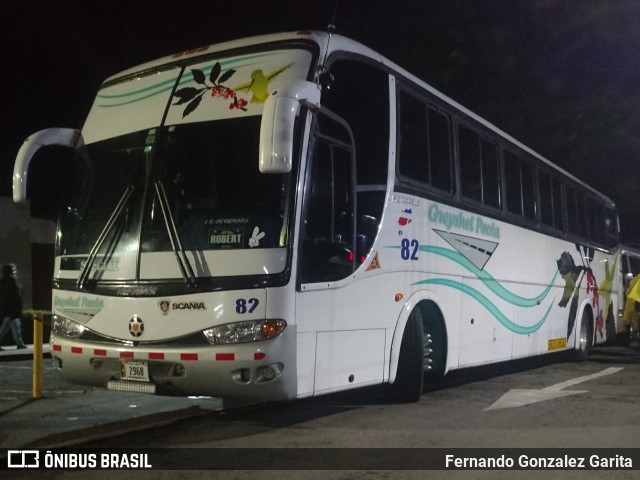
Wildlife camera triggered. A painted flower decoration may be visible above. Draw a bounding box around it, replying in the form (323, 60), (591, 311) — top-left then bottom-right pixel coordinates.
(173, 62), (248, 117)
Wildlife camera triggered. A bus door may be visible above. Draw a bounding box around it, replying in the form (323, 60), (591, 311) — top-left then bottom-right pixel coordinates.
(294, 110), (386, 396)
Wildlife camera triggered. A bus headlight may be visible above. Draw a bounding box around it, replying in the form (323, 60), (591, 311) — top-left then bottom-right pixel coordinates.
(202, 319), (286, 345)
(51, 315), (86, 338)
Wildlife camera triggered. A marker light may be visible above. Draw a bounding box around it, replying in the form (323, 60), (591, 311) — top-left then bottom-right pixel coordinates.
(203, 319), (286, 345)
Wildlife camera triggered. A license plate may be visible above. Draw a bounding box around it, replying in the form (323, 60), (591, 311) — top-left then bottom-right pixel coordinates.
(120, 360), (150, 382)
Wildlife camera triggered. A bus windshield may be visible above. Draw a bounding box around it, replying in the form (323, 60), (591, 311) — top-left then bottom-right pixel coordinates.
(55, 46), (314, 285)
(59, 116), (292, 283)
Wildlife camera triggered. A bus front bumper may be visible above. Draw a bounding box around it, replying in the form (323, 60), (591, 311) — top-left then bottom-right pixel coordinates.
(49, 331), (297, 401)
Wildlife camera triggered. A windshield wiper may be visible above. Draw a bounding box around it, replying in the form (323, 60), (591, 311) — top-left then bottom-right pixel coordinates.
(77, 186), (134, 289)
(154, 181), (197, 287)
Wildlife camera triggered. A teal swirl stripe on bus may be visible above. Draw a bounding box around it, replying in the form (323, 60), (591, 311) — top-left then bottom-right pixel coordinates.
(413, 277), (554, 334)
(420, 245), (558, 307)
(96, 53), (274, 108)
(388, 244), (558, 334)
(96, 77), (178, 107)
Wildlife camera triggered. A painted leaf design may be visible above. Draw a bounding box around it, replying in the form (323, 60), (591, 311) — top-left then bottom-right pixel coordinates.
(209, 62), (221, 83)
(191, 68), (206, 84)
(218, 68), (236, 83)
(173, 87), (202, 105)
(183, 94), (203, 118)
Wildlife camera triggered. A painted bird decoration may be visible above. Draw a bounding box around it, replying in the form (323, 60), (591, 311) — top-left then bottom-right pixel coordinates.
(234, 63), (293, 103)
(172, 61), (294, 118)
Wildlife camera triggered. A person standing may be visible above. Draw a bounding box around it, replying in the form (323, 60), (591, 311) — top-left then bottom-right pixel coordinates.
(0, 264), (27, 350)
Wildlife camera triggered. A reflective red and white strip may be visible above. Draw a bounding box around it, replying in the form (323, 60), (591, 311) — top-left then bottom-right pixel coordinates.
(52, 344), (266, 361)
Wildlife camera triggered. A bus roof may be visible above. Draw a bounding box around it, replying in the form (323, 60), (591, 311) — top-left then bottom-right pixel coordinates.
(104, 31), (328, 82)
(105, 30), (614, 207)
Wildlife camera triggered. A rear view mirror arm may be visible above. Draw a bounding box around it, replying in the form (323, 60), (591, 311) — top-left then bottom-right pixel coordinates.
(13, 128), (83, 203)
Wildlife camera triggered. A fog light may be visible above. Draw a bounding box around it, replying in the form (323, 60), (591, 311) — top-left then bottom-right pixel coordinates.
(256, 363), (283, 383)
(231, 368), (251, 384)
(263, 367), (276, 381)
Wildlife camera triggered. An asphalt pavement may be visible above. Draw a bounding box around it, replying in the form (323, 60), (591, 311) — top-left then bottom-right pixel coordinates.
(0, 345), (224, 448)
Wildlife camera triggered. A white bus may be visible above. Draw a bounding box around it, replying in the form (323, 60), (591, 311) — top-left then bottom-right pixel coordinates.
(14, 31), (620, 402)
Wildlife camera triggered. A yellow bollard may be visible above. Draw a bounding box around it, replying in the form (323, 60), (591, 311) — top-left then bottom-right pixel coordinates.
(32, 312), (44, 399)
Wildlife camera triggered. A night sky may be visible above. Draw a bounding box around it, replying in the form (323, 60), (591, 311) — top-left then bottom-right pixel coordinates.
(3, 0), (640, 242)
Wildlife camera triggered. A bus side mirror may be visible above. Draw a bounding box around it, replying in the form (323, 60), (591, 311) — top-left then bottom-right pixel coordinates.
(13, 128), (83, 203)
(259, 81), (321, 174)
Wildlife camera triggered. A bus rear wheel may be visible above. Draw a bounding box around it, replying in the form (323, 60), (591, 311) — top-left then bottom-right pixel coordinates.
(574, 309), (593, 362)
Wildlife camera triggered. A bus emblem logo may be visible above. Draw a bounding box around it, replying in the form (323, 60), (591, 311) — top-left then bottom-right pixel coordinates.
(129, 316), (144, 337)
(158, 300), (170, 315)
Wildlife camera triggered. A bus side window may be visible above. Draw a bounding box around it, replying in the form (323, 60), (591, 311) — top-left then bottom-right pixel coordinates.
(397, 87), (454, 194)
(565, 186), (579, 236)
(299, 117), (356, 284)
(320, 58), (389, 264)
(459, 123), (501, 210)
(504, 150), (536, 222)
(539, 170), (565, 232)
(321, 59), (389, 188)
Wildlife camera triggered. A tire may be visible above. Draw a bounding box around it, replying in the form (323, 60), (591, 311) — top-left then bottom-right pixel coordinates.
(574, 310), (593, 362)
(392, 308), (425, 402)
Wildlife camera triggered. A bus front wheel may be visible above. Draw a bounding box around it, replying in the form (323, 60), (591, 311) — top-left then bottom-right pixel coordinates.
(392, 308), (425, 402)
